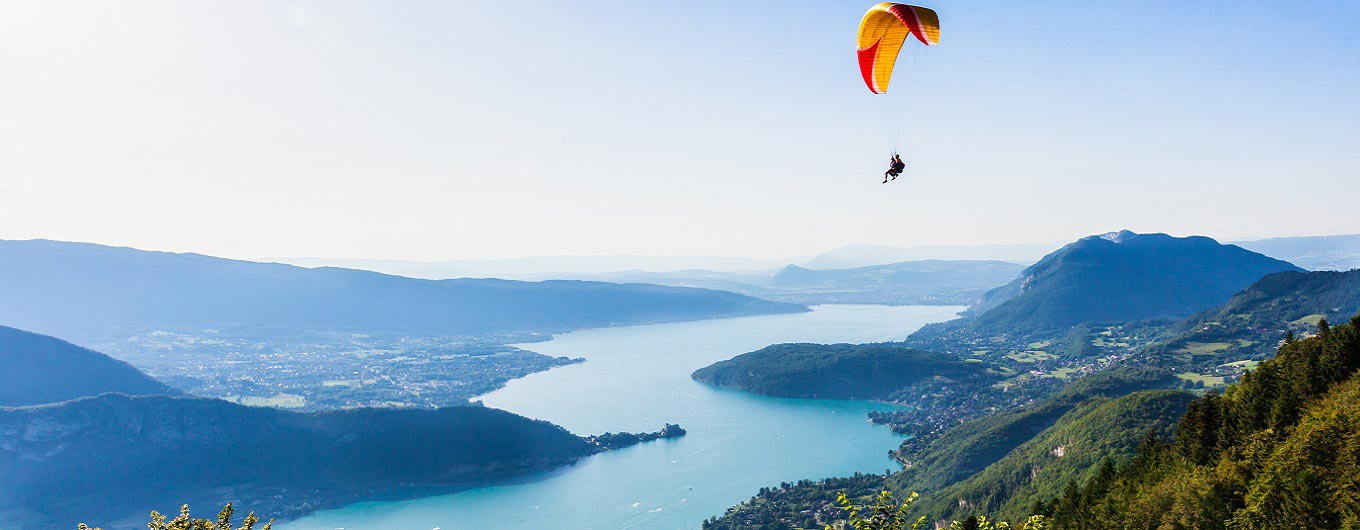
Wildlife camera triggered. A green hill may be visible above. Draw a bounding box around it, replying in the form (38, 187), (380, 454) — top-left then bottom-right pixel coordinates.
(887, 368), (1175, 493)
(1156, 269), (1360, 364)
(691, 343), (997, 401)
(0, 394), (599, 530)
(967, 231), (1301, 333)
(919, 389), (1195, 523)
(1041, 314), (1360, 529)
(0, 325), (178, 406)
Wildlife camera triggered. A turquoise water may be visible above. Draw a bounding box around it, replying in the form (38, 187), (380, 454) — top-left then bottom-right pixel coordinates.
(282, 304), (962, 530)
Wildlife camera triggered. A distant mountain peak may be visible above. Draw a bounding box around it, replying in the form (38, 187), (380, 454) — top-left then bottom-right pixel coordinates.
(962, 231), (1303, 332)
(1096, 230), (1140, 243)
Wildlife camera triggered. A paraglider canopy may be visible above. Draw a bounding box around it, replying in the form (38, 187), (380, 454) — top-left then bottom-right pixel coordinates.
(857, 3), (940, 94)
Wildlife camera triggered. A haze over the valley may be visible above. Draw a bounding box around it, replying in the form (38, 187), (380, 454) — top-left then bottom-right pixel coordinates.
(3, 2), (1358, 262)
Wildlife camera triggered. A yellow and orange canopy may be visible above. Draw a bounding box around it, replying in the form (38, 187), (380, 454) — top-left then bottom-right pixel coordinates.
(857, 3), (940, 94)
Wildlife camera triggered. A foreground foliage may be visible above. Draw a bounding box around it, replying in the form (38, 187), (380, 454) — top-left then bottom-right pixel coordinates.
(79, 503), (271, 530)
(824, 490), (1049, 530)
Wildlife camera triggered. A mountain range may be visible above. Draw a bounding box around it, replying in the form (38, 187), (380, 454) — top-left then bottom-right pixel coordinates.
(272, 234), (1360, 279)
(1233, 233), (1360, 271)
(530, 260), (1025, 306)
(0, 239), (805, 343)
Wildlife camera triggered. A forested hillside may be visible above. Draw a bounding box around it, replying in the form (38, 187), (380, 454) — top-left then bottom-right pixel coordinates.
(692, 343), (997, 401)
(0, 394), (599, 530)
(1155, 269), (1360, 364)
(917, 389), (1195, 523)
(887, 369), (1175, 493)
(1038, 315), (1360, 529)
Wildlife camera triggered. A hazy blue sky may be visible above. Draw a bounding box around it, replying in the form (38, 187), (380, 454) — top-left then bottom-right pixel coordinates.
(2, 1), (1357, 261)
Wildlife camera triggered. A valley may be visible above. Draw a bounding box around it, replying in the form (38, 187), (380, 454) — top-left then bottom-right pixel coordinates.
(97, 326), (582, 410)
(280, 304), (960, 530)
(5, 2), (1358, 528)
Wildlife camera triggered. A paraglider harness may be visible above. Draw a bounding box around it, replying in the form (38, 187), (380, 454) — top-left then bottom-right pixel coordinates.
(884, 153), (906, 183)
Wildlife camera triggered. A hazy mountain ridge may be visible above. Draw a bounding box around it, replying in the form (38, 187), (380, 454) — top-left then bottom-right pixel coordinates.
(546, 259), (1024, 306)
(802, 243), (1058, 270)
(0, 239), (806, 343)
(0, 325), (179, 406)
(765, 260), (1025, 305)
(1233, 234), (1360, 271)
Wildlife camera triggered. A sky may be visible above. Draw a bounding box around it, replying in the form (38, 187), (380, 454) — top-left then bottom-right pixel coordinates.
(2, 1), (1357, 261)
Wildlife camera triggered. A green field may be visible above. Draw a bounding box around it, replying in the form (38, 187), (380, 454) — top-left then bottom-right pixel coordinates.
(1046, 367), (1078, 379)
(339, 348), (399, 359)
(1221, 359), (1261, 371)
(1291, 313), (1327, 326)
(322, 379), (362, 388)
(1027, 340), (1052, 349)
(1177, 342), (1231, 355)
(1007, 350), (1056, 363)
(1175, 372), (1226, 386)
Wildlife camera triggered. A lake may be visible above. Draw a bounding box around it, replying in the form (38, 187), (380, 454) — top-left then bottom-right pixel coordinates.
(282, 304), (962, 530)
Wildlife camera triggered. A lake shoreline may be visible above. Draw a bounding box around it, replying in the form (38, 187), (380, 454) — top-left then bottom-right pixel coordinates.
(283, 305), (961, 530)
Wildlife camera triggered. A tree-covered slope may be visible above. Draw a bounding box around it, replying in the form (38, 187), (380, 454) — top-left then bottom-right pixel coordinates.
(699, 369), (1181, 530)
(0, 239), (805, 342)
(1041, 315), (1360, 529)
(1156, 269), (1360, 362)
(0, 394), (599, 530)
(887, 368), (1175, 493)
(967, 231), (1301, 333)
(691, 343), (997, 401)
(921, 389), (1195, 523)
(0, 325), (178, 406)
